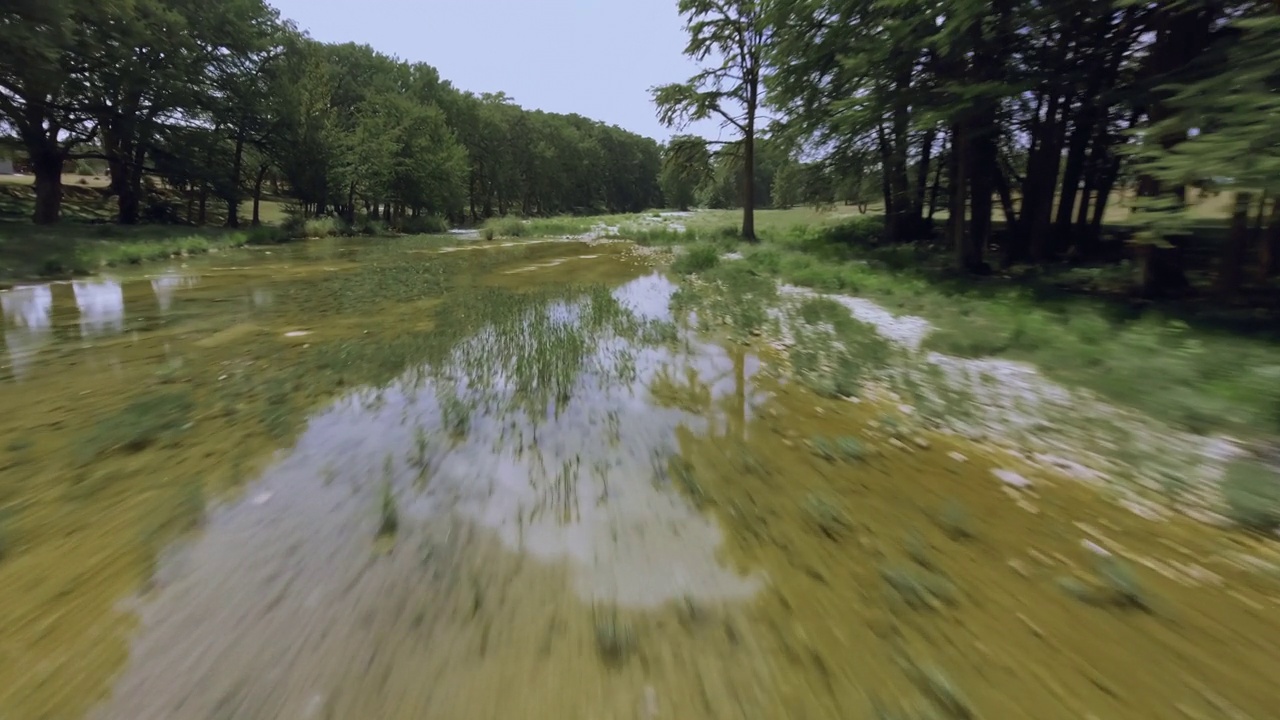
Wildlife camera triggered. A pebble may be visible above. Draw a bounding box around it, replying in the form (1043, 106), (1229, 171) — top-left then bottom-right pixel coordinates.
(912, 437), (931, 450)
(947, 451), (968, 463)
(888, 438), (910, 452)
(1081, 539), (1111, 557)
(994, 469), (1033, 488)
(251, 491), (273, 506)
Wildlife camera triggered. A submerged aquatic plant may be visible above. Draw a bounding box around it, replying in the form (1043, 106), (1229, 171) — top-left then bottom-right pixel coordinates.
(593, 605), (636, 666)
(936, 499), (975, 541)
(76, 390), (195, 465)
(1222, 460), (1280, 531)
(805, 493), (851, 538)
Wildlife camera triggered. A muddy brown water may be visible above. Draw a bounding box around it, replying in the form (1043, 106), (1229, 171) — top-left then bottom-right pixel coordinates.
(1, 238), (1278, 720)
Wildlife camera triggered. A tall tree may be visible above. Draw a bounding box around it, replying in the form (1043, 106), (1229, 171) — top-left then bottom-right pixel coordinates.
(652, 0), (769, 241)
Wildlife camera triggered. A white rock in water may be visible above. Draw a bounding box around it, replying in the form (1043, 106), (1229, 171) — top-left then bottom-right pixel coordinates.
(947, 451), (968, 463)
(1081, 539), (1111, 557)
(993, 469), (1033, 488)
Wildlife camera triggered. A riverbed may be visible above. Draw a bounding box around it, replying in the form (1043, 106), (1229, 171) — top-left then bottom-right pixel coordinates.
(1, 237), (1278, 719)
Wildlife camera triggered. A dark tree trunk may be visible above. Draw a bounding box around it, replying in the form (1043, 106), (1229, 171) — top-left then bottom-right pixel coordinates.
(993, 163), (1018, 228)
(968, 108), (997, 269)
(951, 122), (981, 271)
(226, 135), (246, 228)
(1261, 198), (1280, 279)
(927, 140), (945, 220)
(742, 69), (759, 243)
(913, 127), (936, 220)
(877, 124), (894, 225)
(1215, 192), (1253, 298)
(30, 147), (64, 225)
(1054, 100), (1096, 252)
(198, 183), (209, 226)
(1026, 91), (1070, 263)
(251, 164), (269, 226)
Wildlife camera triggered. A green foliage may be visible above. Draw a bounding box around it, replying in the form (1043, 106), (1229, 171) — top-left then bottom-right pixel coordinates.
(483, 217), (528, 238)
(394, 215), (449, 235)
(303, 216), (342, 238)
(1222, 460), (1280, 531)
(671, 243), (721, 274)
(76, 391), (194, 465)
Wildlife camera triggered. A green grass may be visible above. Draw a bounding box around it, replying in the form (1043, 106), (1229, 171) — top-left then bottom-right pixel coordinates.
(75, 390), (195, 465)
(477, 215), (599, 238)
(1222, 460), (1280, 531)
(677, 212), (1280, 438)
(671, 243), (720, 275)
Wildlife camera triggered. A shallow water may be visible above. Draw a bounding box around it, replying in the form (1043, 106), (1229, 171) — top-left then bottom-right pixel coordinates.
(1, 238), (1279, 719)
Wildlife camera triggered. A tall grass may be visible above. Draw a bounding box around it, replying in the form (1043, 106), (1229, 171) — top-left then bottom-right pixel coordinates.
(671, 243), (721, 274)
(477, 216), (600, 238)
(732, 215), (1280, 436)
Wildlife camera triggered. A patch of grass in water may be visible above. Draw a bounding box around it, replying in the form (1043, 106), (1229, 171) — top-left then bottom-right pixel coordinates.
(809, 436), (838, 461)
(671, 242), (720, 275)
(592, 605), (636, 667)
(804, 493), (851, 539)
(671, 459), (706, 507)
(1094, 556), (1155, 612)
(881, 564), (957, 610)
(76, 390), (195, 465)
(377, 478), (399, 539)
(0, 506), (15, 562)
(936, 499), (975, 541)
(1222, 459), (1280, 531)
(836, 436), (867, 460)
(904, 530), (935, 570)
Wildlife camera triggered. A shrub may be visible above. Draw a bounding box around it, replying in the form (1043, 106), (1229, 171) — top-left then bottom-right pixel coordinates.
(482, 226), (496, 241)
(1223, 460), (1280, 531)
(671, 243), (721, 274)
(246, 225), (290, 244)
(355, 219), (393, 237)
(303, 216), (341, 238)
(483, 216), (527, 238)
(395, 215), (449, 234)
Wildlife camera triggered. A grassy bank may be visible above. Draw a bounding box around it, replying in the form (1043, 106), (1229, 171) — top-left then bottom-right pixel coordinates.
(665, 212), (1279, 439)
(0, 222), (295, 280)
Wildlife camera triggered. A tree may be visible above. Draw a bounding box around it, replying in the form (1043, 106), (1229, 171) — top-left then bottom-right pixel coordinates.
(652, 0), (769, 241)
(660, 135), (711, 210)
(0, 0), (98, 223)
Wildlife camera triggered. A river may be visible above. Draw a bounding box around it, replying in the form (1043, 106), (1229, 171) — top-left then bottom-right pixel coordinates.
(1, 237), (1277, 719)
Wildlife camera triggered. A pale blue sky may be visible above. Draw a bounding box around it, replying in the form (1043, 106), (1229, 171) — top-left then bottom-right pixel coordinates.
(267, 0), (721, 141)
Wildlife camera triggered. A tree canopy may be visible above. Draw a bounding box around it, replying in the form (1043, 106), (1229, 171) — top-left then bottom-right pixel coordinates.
(0, 0), (662, 227)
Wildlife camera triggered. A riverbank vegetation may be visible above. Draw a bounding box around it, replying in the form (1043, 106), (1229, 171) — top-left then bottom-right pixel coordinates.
(0, 0), (661, 234)
(654, 0), (1280, 302)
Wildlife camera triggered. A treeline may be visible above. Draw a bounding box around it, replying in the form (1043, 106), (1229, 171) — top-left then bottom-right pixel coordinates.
(658, 0), (1280, 295)
(0, 0), (662, 229)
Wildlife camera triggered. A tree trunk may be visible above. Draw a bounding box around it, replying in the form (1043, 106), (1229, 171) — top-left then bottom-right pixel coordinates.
(251, 164), (269, 226)
(30, 148), (64, 225)
(1027, 91), (1070, 263)
(1215, 192), (1253, 298)
(968, 107), (996, 271)
(742, 68), (759, 243)
(1258, 197), (1280, 279)
(226, 135), (246, 228)
(993, 163), (1018, 228)
(877, 124), (895, 226)
(913, 128), (936, 220)
(927, 141), (945, 220)
(198, 183), (209, 225)
(951, 122), (980, 271)
(1054, 100), (1096, 252)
